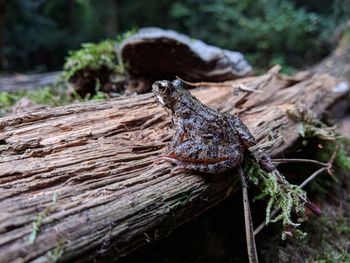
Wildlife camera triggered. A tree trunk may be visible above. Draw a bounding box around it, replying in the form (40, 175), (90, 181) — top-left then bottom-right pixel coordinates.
(0, 70), (348, 262)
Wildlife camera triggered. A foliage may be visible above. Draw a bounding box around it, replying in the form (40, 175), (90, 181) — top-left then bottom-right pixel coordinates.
(318, 138), (350, 173)
(0, 84), (81, 117)
(87, 91), (108, 101)
(261, 137), (350, 263)
(309, 142), (350, 261)
(61, 40), (118, 81)
(245, 106), (349, 241)
(170, 0), (323, 70)
(308, 211), (350, 263)
(287, 105), (339, 140)
(29, 193), (57, 244)
(2, 0), (350, 72)
(3, 0), (110, 72)
(46, 238), (65, 263)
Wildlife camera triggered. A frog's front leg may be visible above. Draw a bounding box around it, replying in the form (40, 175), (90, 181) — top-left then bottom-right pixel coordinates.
(170, 118), (186, 149)
(227, 114), (275, 172)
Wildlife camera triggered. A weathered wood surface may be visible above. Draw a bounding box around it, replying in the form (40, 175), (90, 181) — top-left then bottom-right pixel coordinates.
(0, 70), (348, 262)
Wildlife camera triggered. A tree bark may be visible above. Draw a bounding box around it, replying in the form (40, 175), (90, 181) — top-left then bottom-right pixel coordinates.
(0, 70), (348, 262)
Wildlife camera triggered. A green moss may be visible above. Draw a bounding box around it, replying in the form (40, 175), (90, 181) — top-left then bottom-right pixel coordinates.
(245, 107), (349, 241)
(260, 126), (350, 262)
(46, 238), (65, 263)
(306, 140), (350, 262)
(60, 30), (136, 83)
(339, 27), (350, 47)
(61, 40), (119, 82)
(88, 90), (109, 101)
(287, 106), (338, 141)
(292, 206), (350, 263)
(0, 85), (75, 117)
(246, 159), (308, 239)
(29, 209), (48, 244)
(29, 193), (58, 244)
(319, 138), (350, 172)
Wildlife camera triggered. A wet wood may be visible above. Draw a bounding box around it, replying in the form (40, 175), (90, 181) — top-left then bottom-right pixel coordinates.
(0, 70), (348, 262)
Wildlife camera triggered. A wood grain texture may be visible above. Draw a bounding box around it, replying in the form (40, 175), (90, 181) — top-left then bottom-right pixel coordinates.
(0, 71), (347, 262)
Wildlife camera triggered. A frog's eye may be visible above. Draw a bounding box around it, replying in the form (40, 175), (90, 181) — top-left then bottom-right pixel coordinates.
(181, 110), (190, 119)
(160, 84), (168, 94)
(158, 80), (171, 93)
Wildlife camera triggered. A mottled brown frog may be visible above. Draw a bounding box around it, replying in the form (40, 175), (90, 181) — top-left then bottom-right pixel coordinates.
(152, 79), (275, 174)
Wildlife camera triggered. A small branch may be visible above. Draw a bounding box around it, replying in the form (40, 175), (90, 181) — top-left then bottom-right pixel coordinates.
(176, 76), (230, 87)
(239, 166), (259, 263)
(253, 207), (280, 236)
(299, 167), (327, 188)
(272, 158), (328, 167)
(175, 76), (262, 93)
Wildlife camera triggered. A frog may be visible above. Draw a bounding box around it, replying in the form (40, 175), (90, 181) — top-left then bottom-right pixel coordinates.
(152, 79), (275, 174)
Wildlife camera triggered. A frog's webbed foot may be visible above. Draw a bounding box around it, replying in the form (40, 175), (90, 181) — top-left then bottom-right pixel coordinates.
(160, 156), (181, 165)
(156, 156), (189, 175)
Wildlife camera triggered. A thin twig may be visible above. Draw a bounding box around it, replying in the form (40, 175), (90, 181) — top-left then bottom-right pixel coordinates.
(176, 76), (230, 87)
(272, 158), (328, 167)
(299, 167), (327, 188)
(175, 76), (262, 93)
(253, 207), (280, 236)
(239, 166), (259, 263)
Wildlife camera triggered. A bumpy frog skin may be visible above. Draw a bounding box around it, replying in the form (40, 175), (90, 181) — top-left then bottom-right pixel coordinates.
(152, 79), (275, 174)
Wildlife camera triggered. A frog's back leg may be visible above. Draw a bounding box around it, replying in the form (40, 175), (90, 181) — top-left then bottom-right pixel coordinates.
(226, 114), (257, 147)
(226, 114), (275, 172)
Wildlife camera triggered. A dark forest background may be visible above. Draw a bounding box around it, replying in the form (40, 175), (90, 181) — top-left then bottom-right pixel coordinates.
(1, 0), (350, 73)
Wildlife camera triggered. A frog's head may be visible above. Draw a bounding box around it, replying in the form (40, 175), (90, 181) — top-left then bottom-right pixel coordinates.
(152, 79), (186, 109)
(152, 80), (173, 108)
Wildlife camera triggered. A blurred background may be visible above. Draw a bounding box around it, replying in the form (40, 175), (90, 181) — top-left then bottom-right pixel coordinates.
(1, 0), (350, 74)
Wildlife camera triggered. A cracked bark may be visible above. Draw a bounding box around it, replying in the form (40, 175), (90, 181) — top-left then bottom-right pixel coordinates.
(0, 71), (348, 262)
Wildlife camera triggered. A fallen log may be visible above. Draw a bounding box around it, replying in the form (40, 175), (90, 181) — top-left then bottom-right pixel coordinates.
(0, 71), (61, 92)
(0, 70), (348, 262)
